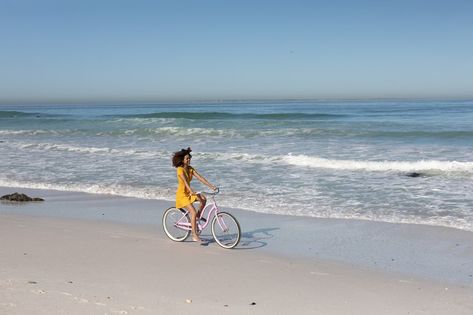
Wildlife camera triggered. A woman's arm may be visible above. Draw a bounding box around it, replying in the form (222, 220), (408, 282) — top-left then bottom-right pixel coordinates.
(193, 170), (216, 190)
(178, 174), (196, 195)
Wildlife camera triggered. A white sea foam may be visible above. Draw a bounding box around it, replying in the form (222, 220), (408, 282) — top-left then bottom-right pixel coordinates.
(0, 127), (345, 139)
(0, 179), (174, 201)
(2, 178), (471, 232)
(200, 151), (473, 175)
(0, 129), (56, 136)
(146, 127), (239, 137)
(108, 117), (179, 125)
(2, 101), (473, 233)
(196, 151), (277, 163)
(4, 141), (158, 157)
(282, 154), (473, 174)
(4, 140), (472, 175)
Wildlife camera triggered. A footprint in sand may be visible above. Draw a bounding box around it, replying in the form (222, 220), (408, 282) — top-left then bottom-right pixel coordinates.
(108, 234), (129, 239)
(310, 271), (331, 276)
(0, 280), (11, 288)
(398, 279), (414, 284)
(110, 309), (128, 314)
(258, 259), (275, 265)
(31, 289), (46, 295)
(0, 302), (17, 308)
(130, 305), (146, 311)
(73, 297), (89, 304)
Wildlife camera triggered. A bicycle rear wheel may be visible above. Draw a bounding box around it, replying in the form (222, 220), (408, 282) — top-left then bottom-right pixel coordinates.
(163, 207), (191, 241)
(211, 212), (241, 249)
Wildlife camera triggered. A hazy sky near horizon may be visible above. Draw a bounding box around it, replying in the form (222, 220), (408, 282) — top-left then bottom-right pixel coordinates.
(1, 0), (472, 103)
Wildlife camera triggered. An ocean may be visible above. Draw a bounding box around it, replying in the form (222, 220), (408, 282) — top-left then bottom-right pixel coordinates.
(1, 100), (472, 231)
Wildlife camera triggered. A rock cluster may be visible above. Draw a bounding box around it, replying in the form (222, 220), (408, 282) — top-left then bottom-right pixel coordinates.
(0, 192), (44, 202)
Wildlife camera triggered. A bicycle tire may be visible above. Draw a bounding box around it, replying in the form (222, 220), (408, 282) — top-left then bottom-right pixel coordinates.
(211, 212), (241, 249)
(162, 207), (191, 242)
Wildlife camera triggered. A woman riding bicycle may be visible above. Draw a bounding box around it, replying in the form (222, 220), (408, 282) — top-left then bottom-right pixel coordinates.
(172, 147), (217, 242)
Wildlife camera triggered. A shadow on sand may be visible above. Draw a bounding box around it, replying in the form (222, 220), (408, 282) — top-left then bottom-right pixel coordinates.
(236, 227), (279, 249)
(195, 227), (279, 249)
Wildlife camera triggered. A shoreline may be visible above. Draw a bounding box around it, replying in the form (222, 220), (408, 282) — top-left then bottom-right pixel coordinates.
(1, 186), (473, 314)
(1, 181), (471, 233)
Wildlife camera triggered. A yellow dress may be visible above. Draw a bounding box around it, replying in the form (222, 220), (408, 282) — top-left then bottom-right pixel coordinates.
(175, 166), (197, 208)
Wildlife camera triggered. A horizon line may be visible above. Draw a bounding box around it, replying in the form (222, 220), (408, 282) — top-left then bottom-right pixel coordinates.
(1, 96), (473, 106)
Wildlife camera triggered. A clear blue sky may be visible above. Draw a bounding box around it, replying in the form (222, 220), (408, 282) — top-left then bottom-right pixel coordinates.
(1, 0), (472, 103)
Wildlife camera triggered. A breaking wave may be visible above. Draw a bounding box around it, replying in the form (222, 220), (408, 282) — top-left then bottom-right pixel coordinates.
(282, 154), (473, 174)
(3, 141), (158, 157)
(5, 140), (473, 175)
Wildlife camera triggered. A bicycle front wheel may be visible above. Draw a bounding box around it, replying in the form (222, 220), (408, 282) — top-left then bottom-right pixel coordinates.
(163, 207), (191, 242)
(211, 212), (241, 249)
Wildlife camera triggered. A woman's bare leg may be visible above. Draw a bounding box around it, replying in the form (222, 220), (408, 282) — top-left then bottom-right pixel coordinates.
(185, 203), (201, 241)
(196, 194), (206, 218)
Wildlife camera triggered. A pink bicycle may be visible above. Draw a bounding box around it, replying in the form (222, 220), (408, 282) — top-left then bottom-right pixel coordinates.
(162, 189), (241, 249)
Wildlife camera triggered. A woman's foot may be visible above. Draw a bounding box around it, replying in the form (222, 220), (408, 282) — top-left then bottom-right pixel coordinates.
(192, 236), (202, 242)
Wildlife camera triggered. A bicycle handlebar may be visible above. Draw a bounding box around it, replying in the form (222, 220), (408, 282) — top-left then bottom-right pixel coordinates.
(196, 187), (220, 196)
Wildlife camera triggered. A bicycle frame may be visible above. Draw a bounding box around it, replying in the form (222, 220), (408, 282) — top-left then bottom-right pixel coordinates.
(174, 193), (229, 232)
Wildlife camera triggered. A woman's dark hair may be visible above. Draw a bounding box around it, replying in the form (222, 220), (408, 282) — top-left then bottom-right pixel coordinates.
(172, 147), (192, 167)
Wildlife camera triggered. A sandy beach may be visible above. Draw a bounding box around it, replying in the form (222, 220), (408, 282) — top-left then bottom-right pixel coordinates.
(1, 187), (473, 315)
(3, 0), (473, 313)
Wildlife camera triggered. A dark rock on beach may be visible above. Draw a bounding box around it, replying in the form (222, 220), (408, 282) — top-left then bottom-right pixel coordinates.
(0, 192), (44, 202)
(406, 172), (423, 178)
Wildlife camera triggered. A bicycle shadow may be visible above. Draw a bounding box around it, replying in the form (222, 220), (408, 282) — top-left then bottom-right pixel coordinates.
(237, 227), (279, 249)
(201, 227), (279, 249)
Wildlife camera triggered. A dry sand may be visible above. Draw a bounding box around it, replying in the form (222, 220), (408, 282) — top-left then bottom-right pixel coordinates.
(1, 187), (473, 314)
